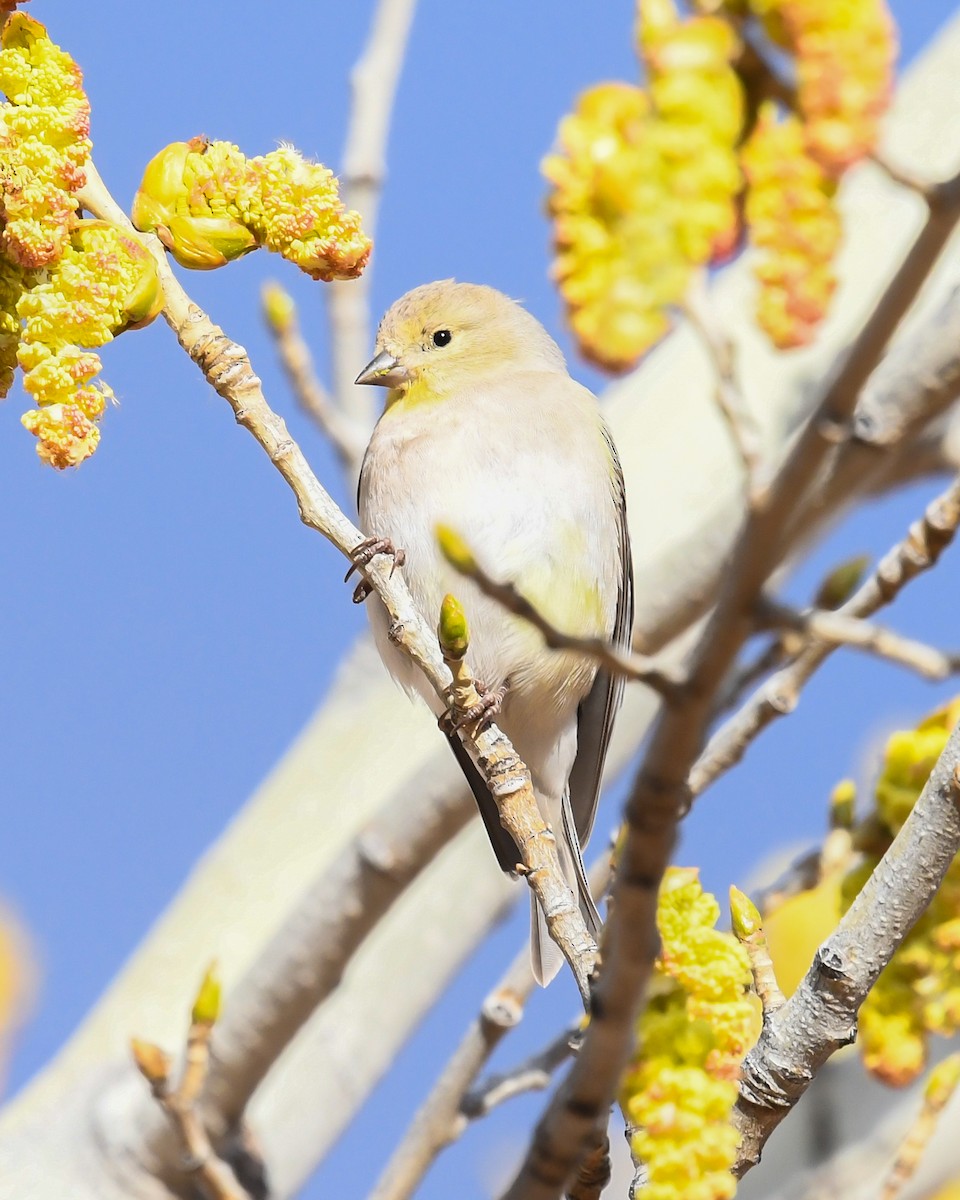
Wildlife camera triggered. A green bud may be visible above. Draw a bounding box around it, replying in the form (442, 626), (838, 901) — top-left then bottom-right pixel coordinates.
(813, 554), (870, 610)
(438, 593), (470, 659)
(729, 885), (762, 939)
(157, 213), (257, 271)
(191, 961), (222, 1026)
(830, 779), (856, 830)
(262, 281), (296, 333)
(436, 524), (476, 575)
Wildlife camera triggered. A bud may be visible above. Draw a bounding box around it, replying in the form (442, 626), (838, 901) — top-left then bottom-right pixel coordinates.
(926, 1053), (960, 1108)
(156, 213), (257, 271)
(131, 141), (192, 232)
(814, 555), (870, 610)
(261, 281), (296, 334)
(438, 594), (470, 659)
(191, 961), (222, 1026)
(729, 885), (762, 940)
(830, 779), (856, 830)
(130, 1037), (172, 1085)
(435, 524), (476, 575)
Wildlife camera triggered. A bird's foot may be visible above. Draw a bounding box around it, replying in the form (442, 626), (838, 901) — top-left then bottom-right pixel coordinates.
(345, 536), (406, 603)
(439, 680), (507, 734)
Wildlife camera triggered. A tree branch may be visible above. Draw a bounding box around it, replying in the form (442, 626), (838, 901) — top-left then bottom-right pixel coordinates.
(690, 475), (960, 798)
(683, 273), (765, 503)
(438, 532), (683, 698)
(262, 284), (367, 468)
(502, 164), (960, 1200)
(733, 725), (960, 1173)
(758, 599), (960, 681)
(326, 0), (418, 432)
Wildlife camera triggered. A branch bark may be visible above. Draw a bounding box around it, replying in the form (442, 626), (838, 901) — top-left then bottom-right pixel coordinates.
(734, 727), (960, 1173)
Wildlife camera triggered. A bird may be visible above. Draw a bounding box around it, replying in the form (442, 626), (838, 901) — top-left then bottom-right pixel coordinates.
(354, 280), (634, 984)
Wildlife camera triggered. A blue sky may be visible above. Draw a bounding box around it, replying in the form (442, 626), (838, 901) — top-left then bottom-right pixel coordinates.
(2, 2), (959, 1197)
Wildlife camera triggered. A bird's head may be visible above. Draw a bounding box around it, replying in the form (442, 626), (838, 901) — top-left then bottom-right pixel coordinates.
(355, 280), (565, 402)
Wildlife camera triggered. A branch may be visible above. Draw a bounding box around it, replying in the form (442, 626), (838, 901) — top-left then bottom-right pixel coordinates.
(880, 1056), (960, 1200)
(131, 969), (252, 1200)
(371, 857), (612, 1200)
(733, 725), (960, 1173)
(199, 737), (475, 1142)
(690, 475), (960, 798)
(683, 274), (765, 503)
(326, 0), (418, 430)
(461, 1025), (581, 1122)
(368, 948), (535, 1200)
(758, 599), (960, 681)
(437, 530), (683, 699)
(261, 283), (367, 468)
(503, 165), (960, 1200)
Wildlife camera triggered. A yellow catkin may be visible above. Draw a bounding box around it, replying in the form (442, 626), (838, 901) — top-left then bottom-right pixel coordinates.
(620, 868), (761, 1200)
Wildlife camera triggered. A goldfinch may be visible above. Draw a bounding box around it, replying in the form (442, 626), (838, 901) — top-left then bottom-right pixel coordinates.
(356, 280), (633, 983)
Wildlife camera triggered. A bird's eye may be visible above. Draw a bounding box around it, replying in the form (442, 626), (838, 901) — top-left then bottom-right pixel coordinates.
(432, 329), (452, 347)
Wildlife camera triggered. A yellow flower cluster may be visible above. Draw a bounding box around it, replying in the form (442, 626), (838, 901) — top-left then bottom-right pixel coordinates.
(742, 105), (841, 349)
(543, 0), (743, 371)
(749, 0), (896, 174)
(132, 137), (371, 281)
(0, 13), (90, 267)
(18, 220), (162, 468)
(620, 868), (760, 1200)
(842, 699), (960, 1086)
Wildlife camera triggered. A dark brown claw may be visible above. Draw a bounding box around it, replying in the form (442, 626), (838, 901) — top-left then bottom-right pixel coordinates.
(438, 681), (507, 734)
(346, 536), (406, 603)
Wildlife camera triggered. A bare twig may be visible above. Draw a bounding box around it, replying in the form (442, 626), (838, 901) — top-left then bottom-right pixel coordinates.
(371, 859), (612, 1200)
(880, 1055), (960, 1200)
(327, 0), (418, 428)
(734, 734), (960, 1173)
(730, 886), (786, 1017)
(683, 274), (766, 502)
(461, 1024), (581, 1121)
(369, 949), (536, 1200)
(691, 476), (960, 798)
(131, 969), (250, 1200)
(261, 283), (367, 467)
(758, 598), (960, 681)
(503, 166), (960, 1200)
(438, 531), (683, 699)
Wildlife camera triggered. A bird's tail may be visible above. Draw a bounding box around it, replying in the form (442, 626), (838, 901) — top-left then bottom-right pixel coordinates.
(530, 790), (603, 986)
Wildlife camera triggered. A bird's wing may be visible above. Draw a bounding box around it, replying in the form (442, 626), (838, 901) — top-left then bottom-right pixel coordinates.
(566, 426), (634, 848)
(446, 732), (521, 871)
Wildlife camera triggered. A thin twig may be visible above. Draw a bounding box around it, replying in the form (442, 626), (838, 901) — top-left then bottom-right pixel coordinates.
(370, 858), (612, 1200)
(131, 970), (249, 1200)
(758, 598), (960, 681)
(461, 1024), (582, 1121)
(734, 738), (960, 1173)
(327, 0), (418, 429)
(262, 284), (367, 468)
(440, 535), (683, 700)
(690, 476), (960, 798)
(683, 274), (766, 503)
(503, 166), (960, 1200)
(879, 1055), (960, 1200)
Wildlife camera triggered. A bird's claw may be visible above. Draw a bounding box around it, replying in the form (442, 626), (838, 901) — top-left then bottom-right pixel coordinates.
(346, 536), (406, 603)
(438, 681), (507, 734)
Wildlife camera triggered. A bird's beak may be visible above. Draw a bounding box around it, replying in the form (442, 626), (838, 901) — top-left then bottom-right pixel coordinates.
(355, 350), (409, 387)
